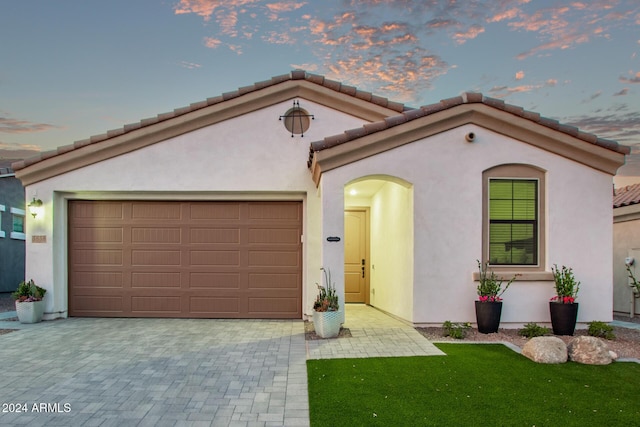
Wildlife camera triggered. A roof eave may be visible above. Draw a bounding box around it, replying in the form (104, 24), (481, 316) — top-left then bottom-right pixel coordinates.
(15, 79), (402, 186)
(310, 103), (626, 186)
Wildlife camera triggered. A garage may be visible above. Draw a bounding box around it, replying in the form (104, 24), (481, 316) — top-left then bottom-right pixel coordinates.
(68, 200), (302, 318)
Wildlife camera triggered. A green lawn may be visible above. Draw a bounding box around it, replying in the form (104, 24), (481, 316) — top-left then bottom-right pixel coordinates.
(307, 343), (640, 426)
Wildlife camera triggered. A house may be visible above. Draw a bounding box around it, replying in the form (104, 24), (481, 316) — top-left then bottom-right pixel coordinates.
(613, 183), (640, 317)
(0, 162), (26, 293)
(13, 70), (628, 326)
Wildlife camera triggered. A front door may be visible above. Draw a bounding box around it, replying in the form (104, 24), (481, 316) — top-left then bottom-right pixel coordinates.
(344, 210), (368, 303)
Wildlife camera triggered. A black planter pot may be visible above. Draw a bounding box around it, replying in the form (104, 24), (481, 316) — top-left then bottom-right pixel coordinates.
(549, 302), (578, 336)
(475, 301), (503, 334)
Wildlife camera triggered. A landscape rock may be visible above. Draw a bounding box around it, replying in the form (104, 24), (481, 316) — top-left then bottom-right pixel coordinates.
(609, 350), (618, 360)
(522, 336), (567, 364)
(568, 336), (612, 365)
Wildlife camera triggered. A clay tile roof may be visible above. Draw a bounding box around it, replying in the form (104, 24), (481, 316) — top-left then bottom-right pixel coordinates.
(614, 183), (640, 208)
(308, 92), (631, 164)
(12, 70), (406, 172)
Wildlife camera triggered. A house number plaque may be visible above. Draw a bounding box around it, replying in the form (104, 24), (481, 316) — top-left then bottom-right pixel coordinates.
(32, 235), (47, 243)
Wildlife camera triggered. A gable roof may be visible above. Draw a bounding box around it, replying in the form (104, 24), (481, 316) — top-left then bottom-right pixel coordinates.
(13, 70), (406, 186)
(308, 92), (629, 184)
(614, 183), (640, 208)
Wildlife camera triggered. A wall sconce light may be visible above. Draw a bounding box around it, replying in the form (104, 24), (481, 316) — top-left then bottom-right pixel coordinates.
(28, 197), (43, 218)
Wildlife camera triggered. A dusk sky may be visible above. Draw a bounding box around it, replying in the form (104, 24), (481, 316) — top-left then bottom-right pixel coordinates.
(2, 1), (639, 174)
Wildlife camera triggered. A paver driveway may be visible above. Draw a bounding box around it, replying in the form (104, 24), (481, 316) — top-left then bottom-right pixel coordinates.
(0, 317), (308, 427)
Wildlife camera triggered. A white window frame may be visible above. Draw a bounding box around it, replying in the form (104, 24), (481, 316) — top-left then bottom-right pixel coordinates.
(10, 207), (25, 240)
(0, 205), (5, 238)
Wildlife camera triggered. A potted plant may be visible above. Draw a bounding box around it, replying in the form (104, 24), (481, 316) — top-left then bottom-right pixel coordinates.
(12, 279), (47, 324)
(475, 260), (517, 334)
(549, 264), (580, 335)
(312, 267), (341, 338)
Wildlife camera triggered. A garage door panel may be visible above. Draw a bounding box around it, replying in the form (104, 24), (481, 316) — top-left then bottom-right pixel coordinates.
(72, 295), (124, 313)
(71, 201), (123, 219)
(73, 249), (123, 266)
(131, 250), (182, 266)
(69, 201), (302, 318)
(249, 297), (299, 315)
(249, 250), (300, 267)
(248, 203), (301, 220)
(132, 296), (181, 313)
(190, 228), (240, 244)
(132, 227), (182, 244)
(189, 272), (240, 289)
(190, 297), (240, 314)
(131, 272), (182, 288)
(248, 273), (299, 289)
(190, 250), (240, 266)
(249, 228), (300, 244)
(132, 203), (182, 220)
(72, 227), (123, 243)
(190, 203), (241, 220)
(72, 271), (124, 288)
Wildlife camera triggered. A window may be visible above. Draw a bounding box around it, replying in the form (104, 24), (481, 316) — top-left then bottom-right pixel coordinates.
(489, 179), (537, 265)
(10, 207), (25, 240)
(482, 164), (545, 271)
(0, 205), (4, 238)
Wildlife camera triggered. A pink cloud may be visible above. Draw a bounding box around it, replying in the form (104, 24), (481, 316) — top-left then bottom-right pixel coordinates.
(488, 8), (520, 23)
(515, 71), (525, 80)
(620, 71), (640, 84)
(453, 25), (485, 44)
(203, 37), (222, 48)
(0, 116), (58, 134)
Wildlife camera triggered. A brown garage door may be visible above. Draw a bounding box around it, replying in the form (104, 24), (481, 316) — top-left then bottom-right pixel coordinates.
(68, 200), (302, 318)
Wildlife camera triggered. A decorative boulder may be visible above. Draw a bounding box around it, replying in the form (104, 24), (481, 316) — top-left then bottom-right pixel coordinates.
(522, 336), (568, 364)
(568, 336), (612, 365)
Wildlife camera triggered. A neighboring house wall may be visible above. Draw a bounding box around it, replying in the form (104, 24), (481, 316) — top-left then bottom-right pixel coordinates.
(21, 100), (372, 318)
(320, 124), (615, 325)
(0, 173), (25, 292)
(613, 201), (640, 317)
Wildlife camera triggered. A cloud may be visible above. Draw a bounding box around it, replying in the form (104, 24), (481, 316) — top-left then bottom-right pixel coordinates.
(173, 0), (259, 21)
(174, 0), (638, 102)
(581, 91), (602, 103)
(453, 25), (485, 44)
(179, 61), (202, 69)
(0, 141), (42, 152)
(494, 2), (638, 59)
(0, 116), (58, 134)
(620, 71), (640, 84)
(204, 37), (222, 48)
(614, 88), (629, 96)
(488, 78), (557, 97)
(563, 108), (640, 145)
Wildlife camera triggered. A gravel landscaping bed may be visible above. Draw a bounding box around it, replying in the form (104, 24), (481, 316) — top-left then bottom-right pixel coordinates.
(416, 325), (640, 360)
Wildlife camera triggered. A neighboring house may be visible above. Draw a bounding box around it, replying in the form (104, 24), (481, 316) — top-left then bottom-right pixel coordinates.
(0, 162), (25, 293)
(613, 183), (640, 317)
(13, 70), (628, 325)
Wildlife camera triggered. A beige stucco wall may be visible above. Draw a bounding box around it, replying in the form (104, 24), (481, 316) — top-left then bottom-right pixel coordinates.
(24, 99), (369, 319)
(321, 123), (615, 326)
(613, 205), (640, 316)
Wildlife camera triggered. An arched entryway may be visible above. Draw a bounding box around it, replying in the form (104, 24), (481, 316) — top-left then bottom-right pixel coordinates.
(344, 175), (414, 321)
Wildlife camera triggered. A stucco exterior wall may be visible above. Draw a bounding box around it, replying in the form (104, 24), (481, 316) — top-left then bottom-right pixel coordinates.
(23, 99), (368, 319)
(368, 182), (413, 321)
(321, 124), (615, 326)
(613, 207), (640, 316)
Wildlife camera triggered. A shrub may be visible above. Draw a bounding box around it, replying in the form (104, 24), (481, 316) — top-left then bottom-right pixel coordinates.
(518, 322), (550, 338)
(588, 321), (616, 340)
(443, 321), (471, 339)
